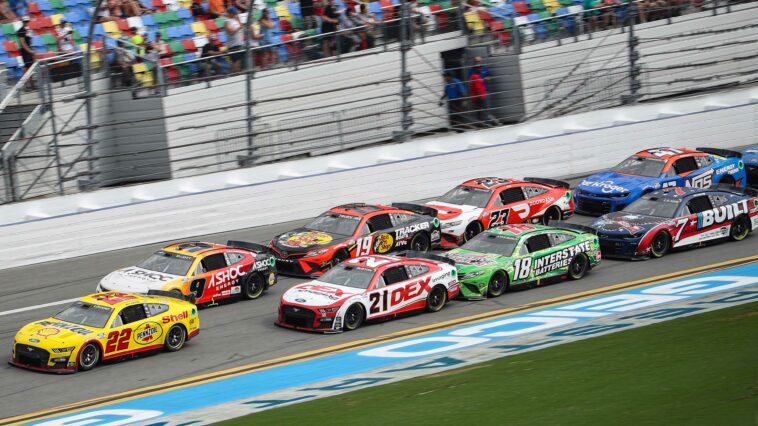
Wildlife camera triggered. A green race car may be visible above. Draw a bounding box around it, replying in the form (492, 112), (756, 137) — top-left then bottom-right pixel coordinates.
(445, 223), (601, 299)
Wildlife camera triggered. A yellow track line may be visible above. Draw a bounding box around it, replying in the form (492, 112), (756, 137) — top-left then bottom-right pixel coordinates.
(3, 254), (757, 425)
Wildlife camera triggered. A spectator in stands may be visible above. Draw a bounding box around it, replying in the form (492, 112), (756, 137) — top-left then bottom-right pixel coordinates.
(152, 31), (171, 57)
(259, 8), (277, 67)
(439, 72), (467, 132)
(191, 0), (206, 18)
(338, 7), (361, 53)
(122, 0), (147, 17)
(112, 39), (136, 86)
(208, 0), (225, 18)
(18, 16), (35, 75)
(355, 4), (378, 49)
(224, 7), (245, 73)
(130, 27), (146, 53)
(0, 0), (18, 23)
(469, 56), (499, 126)
(248, 15), (264, 66)
(233, 0), (249, 14)
(469, 66), (498, 127)
(301, 0), (316, 30)
(55, 19), (75, 53)
(321, 0), (339, 57)
(201, 34), (228, 77)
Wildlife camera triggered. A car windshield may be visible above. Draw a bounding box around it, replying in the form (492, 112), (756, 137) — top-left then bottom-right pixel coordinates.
(136, 250), (194, 276)
(317, 264), (375, 289)
(623, 196), (680, 218)
(54, 302), (113, 329)
(437, 185), (492, 208)
(611, 155), (666, 178)
(305, 213), (361, 236)
(460, 232), (519, 256)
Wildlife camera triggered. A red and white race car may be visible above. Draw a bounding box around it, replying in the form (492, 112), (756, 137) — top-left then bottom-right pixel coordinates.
(424, 177), (574, 248)
(276, 253), (459, 332)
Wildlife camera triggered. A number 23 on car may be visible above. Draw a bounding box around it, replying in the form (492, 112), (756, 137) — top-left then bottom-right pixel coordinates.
(10, 291), (199, 373)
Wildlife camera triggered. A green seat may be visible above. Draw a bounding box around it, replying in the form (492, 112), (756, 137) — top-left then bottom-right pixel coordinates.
(73, 29), (83, 44)
(50, 0), (65, 10)
(164, 10), (180, 23)
(153, 12), (166, 24)
(539, 11), (557, 32)
(559, 0), (573, 6)
(253, 9), (262, 20)
(530, 0), (546, 11)
(169, 40), (184, 53)
(478, 0), (491, 6)
(215, 17), (226, 29)
(503, 17), (513, 29)
(172, 55), (191, 79)
(439, 0), (452, 8)
(2, 23), (15, 35)
(290, 16), (301, 29)
(41, 32), (57, 46)
(160, 28), (170, 40)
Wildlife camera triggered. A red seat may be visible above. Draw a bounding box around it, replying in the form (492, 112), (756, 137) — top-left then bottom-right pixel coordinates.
(477, 10), (492, 21)
(28, 17), (43, 30)
(279, 19), (291, 32)
(380, 0), (394, 20)
(498, 30), (510, 45)
(490, 20), (503, 31)
(152, 0), (166, 11)
(4, 40), (19, 55)
(181, 38), (196, 51)
(281, 33), (300, 56)
(160, 58), (178, 81)
(204, 19), (218, 32)
(28, 2), (41, 15)
(430, 5), (447, 28)
(513, 2), (530, 15)
(116, 18), (131, 32)
(38, 16), (53, 30)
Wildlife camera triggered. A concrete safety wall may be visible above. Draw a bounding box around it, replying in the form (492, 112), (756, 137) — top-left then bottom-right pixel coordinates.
(1, 86), (755, 270)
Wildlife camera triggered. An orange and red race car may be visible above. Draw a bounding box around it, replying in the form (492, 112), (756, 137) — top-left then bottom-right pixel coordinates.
(97, 241), (277, 305)
(269, 203), (441, 277)
(423, 177), (574, 248)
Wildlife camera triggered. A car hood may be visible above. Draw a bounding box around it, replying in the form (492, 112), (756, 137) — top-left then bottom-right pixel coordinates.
(100, 267), (184, 293)
(579, 172), (660, 195)
(282, 281), (361, 307)
(273, 228), (350, 254)
(17, 318), (97, 345)
(445, 249), (505, 267)
(591, 212), (669, 236)
(743, 146), (758, 166)
(425, 201), (480, 220)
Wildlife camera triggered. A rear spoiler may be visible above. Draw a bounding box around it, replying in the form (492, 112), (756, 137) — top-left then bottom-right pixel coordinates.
(226, 240), (274, 255)
(391, 202), (438, 217)
(398, 250), (455, 266)
(550, 221), (597, 235)
(524, 177), (571, 189)
(714, 183), (758, 197)
(147, 290), (196, 304)
(696, 147), (742, 159)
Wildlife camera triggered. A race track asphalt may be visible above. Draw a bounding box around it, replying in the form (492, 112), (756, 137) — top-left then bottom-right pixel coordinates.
(0, 177), (753, 420)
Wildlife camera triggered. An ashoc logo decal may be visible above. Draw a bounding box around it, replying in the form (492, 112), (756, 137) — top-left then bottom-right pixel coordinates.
(133, 321), (163, 345)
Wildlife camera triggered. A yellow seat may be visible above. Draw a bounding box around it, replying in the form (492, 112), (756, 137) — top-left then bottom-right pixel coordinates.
(79, 43), (102, 66)
(464, 11), (484, 34)
(102, 21), (121, 36)
(274, 5), (291, 19)
(132, 63), (154, 86)
(50, 13), (64, 26)
(191, 21), (208, 36)
(179, 0), (192, 7)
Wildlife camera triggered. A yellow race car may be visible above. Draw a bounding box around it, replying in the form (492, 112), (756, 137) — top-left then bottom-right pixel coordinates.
(10, 291), (199, 373)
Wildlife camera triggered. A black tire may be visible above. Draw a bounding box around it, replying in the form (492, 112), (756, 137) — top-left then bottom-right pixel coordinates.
(425, 286), (447, 312)
(343, 303), (364, 331)
(410, 232), (431, 252)
(242, 273), (265, 300)
(650, 231), (671, 259)
(542, 206), (563, 225)
(567, 253), (589, 280)
(77, 343), (100, 371)
(464, 221), (483, 242)
(719, 175), (735, 187)
(331, 250), (349, 268)
(487, 271), (508, 298)
(729, 215), (750, 241)
(164, 324), (186, 352)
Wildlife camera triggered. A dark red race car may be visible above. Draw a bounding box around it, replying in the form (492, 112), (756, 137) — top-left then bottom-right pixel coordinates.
(269, 203), (441, 277)
(590, 185), (758, 259)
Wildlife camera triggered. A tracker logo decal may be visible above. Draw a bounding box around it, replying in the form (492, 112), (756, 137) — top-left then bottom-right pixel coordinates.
(395, 222), (430, 240)
(697, 200), (749, 229)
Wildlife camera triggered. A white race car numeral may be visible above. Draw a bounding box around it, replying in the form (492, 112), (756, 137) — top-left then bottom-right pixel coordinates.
(513, 257), (532, 280)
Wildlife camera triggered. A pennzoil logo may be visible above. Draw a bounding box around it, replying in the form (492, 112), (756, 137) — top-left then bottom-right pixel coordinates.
(133, 321), (163, 345)
(373, 234), (394, 253)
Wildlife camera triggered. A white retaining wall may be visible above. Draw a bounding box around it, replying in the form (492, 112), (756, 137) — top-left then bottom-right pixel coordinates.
(1, 86), (755, 270)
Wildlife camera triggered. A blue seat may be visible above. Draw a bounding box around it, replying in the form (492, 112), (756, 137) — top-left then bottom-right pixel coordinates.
(528, 13), (547, 39)
(64, 0), (78, 7)
(287, 3), (300, 16)
(93, 23), (105, 37)
(369, 1), (381, 13)
(38, 1), (53, 12)
(75, 23), (89, 38)
(218, 31), (227, 43)
(64, 11), (81, 23)
(141, 14), (155, 27)
(179, 24), (194, 38)
(31, 35), (46, 48)
(277, 45), (287, 62)
(615, 5), (628, 23)
(167, 26), (181, 39)
(177, 7), (192, 18)
(105, 37), (118, 47)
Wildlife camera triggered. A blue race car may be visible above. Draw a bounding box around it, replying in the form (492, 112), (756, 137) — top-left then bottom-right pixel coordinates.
(575, 147), (745, 216)
(744, 145), (758, 187)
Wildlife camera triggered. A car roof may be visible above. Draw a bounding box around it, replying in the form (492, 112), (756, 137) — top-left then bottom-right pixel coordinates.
(646, 186), (709, 200)
(488, 224), (553, 238)
(461, 177), (520, 190)
(329, 203), (416, 217)
(163, 241), (227, 256)
(346, 254), (409, 270)
(80, 292), (174, 309)
(635, 147), (700, 160)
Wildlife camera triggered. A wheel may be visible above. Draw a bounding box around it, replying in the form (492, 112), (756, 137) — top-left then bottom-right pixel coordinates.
(331, 250), (349, 268)
(242, 273), (265, 300)
(342, 304), (364, 331)
(729, 215), (750, 241)
(487, 271), (508, 298)
(464, 221), (483, 242)
(164, 324), (186, 352)
(425, 286), (447, 312)
(719, 175), (735, 187)
(77, 343), (100, 371)
(567, 253), (589, 280)
(541, 206), (563, 225)
(410, 232), (431, 252)
(650, 231), (670, 258)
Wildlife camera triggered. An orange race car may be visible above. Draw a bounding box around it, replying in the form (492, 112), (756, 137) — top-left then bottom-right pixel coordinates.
(269, 203), (441, 277)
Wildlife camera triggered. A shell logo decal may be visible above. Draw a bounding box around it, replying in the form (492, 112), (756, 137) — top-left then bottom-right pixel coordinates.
(282, 231), (333, 247)
(373, 233), (394, 254)
(133, 321), (163, 345)
(36, 328), (60, 338)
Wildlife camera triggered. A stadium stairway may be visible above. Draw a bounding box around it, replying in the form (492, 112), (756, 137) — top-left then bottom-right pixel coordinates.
(0, 103), (36, 144)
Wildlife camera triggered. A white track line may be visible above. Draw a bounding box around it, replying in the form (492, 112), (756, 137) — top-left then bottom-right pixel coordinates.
(0, 298), (79, 317)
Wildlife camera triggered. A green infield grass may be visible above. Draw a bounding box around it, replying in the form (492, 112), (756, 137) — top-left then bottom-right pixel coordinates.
(219, 301), (758, 426)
